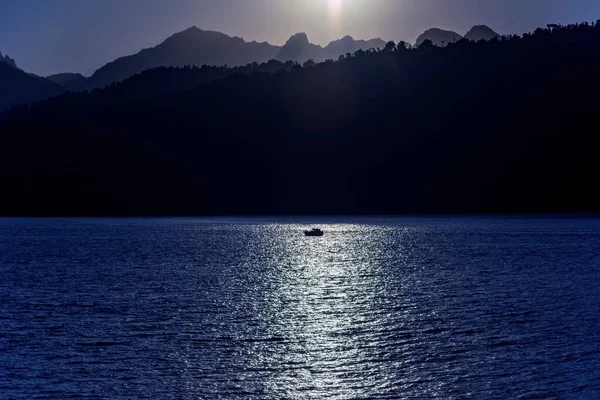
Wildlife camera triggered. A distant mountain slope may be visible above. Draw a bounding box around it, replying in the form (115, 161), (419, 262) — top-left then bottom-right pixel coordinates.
(87, 27), (281, 88)
(0, 59), (65, 112)
(47, 73), (88, 92)
(465, 25), (500, 41)
(416, 28), (463, 47)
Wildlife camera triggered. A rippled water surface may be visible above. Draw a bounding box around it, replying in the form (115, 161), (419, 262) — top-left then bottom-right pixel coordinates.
(1, 217), (600, 399)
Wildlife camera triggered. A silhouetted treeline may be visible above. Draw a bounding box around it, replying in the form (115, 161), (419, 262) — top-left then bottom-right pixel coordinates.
(7, 60), (297, 121)
(2, 21), (600, 215)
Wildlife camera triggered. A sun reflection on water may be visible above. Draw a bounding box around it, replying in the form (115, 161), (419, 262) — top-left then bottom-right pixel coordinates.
(243, 223), (410, 398)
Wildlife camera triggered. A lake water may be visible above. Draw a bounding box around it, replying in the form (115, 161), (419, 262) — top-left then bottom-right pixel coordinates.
(1, 217), (599, 399)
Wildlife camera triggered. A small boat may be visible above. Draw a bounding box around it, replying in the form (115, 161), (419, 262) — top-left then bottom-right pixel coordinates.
(304, 228), (324, 237)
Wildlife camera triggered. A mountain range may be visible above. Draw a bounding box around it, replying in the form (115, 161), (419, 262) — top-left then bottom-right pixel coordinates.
(84, 27), (386, 89)
(78, 24), (497, 89)
(1, 24), (498, 110)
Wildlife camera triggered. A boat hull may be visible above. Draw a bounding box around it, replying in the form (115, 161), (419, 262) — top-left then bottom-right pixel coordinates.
(304, 231), (324, 237)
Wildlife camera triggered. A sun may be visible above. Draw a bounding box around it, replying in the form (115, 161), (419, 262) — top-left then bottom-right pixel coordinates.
(329, 0), (342, 9)
(328, 0), (343, 21)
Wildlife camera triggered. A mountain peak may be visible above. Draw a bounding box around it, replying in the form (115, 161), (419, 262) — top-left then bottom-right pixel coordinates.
(422, 28), (454, 34)
(164, 26), (228, 45)
(46, 72), (88, 92)
(0, 51), (18, 69)
(277, 33), (317, 62)
(327, 35), (355, 46)
(416, 28), (463, 47)
(286, 32), (310, 45)
(465, 25), (500, 41)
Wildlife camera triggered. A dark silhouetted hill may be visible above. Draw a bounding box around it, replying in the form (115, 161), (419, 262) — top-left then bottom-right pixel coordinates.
(0, 60), (65, 112)
(465, 25), (500, 41)
(2, 21), (600, 215)
(415, 28), (463, 46)
(29, 60), (296, 115)
(47, 73), (88, 91)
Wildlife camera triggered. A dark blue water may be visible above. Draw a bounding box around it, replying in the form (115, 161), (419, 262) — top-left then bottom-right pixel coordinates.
(1, 217), (599, 399)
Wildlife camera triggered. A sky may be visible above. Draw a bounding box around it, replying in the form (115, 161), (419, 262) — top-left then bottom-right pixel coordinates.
(1, 0), (599, 76)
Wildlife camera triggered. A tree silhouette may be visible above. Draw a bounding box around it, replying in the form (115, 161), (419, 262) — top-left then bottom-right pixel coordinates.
(419, 39), (434, 48)
(385, 41), (396, 52)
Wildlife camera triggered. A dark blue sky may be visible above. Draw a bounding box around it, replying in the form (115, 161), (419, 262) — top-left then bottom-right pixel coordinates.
(1, 0), (599, 76)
